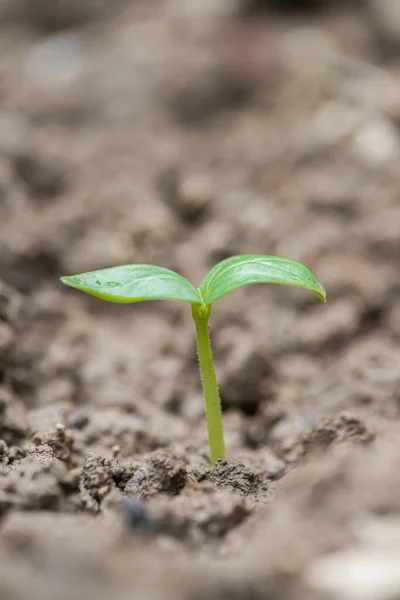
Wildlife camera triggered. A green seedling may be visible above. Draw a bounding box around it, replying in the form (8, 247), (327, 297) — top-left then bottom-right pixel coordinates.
(61, 255), (326, 464)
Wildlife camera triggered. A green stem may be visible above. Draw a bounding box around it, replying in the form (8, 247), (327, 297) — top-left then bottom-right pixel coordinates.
(191, 301), (225, 464)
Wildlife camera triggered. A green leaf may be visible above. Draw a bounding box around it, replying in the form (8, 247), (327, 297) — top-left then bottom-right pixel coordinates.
(199, 255), (326, 305)
(61, 264), (202, 304)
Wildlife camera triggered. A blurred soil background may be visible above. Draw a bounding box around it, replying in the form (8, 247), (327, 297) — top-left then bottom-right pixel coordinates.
(1, 0), (400, 598)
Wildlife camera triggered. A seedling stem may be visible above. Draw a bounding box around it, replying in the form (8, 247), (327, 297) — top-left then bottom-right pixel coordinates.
(192, 301), (225, 463)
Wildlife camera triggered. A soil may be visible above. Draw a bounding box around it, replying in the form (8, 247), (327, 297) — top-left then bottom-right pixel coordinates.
(1, 1), (400, 599)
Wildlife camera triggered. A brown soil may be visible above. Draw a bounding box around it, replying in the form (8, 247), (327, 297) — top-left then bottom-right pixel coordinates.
(1, 1), (400, 599)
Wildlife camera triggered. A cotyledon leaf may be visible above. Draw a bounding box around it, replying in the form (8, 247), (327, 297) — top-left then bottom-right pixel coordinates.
(199, 255), (326, 305)
(61, 264), (202, 304)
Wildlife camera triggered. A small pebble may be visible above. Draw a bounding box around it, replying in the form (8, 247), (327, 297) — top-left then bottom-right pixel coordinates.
(68, 415), (90, 431)
(112, 445), (120, 457)
(306, 549), (400, 600)
(352, 117), (400, 165)
(122, 499), (152, 532)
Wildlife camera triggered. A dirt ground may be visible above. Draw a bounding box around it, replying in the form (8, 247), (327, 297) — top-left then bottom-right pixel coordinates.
(1, 1), (400, 599)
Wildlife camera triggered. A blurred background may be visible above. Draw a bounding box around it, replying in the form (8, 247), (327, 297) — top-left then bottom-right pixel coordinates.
(1, 1), (400, 599)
